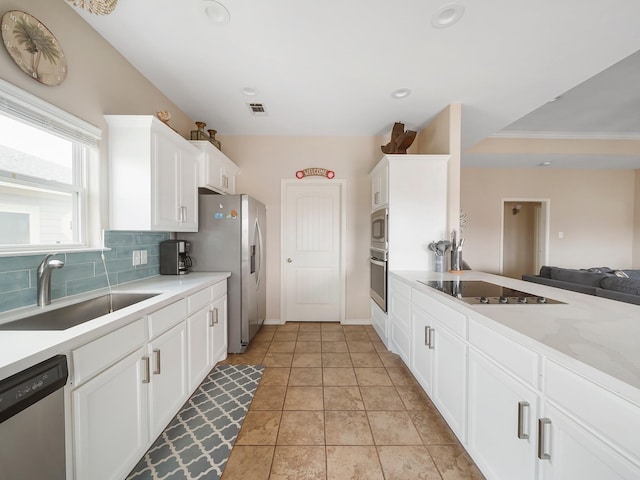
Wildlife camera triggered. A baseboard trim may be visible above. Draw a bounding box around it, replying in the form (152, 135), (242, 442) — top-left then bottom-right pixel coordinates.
(263, 318), (372, 325)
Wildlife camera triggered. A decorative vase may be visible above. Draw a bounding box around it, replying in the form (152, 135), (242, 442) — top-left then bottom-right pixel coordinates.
(207, 129), (221, 151)
(190, 121), (208, 141)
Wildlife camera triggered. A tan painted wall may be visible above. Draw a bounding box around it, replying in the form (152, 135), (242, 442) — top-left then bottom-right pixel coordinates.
(0, 0), (195, 243)
(461, 168), (635, 273)
(218, 135), (380, 322)
(634, 170), (640, 267)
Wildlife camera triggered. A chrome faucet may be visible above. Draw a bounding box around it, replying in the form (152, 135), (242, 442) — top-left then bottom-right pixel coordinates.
(37, 254), (64, 307)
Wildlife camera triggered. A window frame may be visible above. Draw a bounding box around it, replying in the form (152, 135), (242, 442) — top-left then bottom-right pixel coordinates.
(0, 79), (101, 253)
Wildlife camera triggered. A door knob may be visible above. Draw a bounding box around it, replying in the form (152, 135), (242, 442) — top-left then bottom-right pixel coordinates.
(287, 258), (293, 263)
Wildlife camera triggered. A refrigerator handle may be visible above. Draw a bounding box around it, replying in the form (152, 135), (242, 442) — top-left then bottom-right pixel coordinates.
(255, 218), (264, 289)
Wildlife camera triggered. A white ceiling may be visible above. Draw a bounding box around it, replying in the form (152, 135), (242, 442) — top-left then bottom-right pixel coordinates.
(70, 0), (640, 168)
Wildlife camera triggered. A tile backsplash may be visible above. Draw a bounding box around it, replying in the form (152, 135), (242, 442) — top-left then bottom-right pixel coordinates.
(0, 231), (170, 313)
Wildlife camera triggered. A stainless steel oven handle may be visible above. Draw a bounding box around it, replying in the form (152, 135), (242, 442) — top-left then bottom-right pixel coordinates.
(370, 258), (387, 267)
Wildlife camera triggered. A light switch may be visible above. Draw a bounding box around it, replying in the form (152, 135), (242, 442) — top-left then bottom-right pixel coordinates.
(140, 250), (148, 265)
(132, 250), (141, 266)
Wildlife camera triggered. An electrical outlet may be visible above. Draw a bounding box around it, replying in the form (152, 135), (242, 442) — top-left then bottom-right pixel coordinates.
(140, 250), (148, 265)
(132, 250), (141, 266)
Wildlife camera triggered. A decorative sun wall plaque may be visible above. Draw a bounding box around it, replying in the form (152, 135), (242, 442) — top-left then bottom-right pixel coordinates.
(296, 167), (335, 179)
(1, 10), (68, 86)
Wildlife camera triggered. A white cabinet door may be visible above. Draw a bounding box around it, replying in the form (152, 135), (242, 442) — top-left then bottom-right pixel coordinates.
(147, 321), (188, 439)
(153, 131), (181, 230)
(539, 403), (640, 480)
(430, 318), (467, 442)
(370, 161), (388, 210)
(178, 149), (198, 231)
(388, 282), (412, 365)
(187, 305), (213, 391)
(467, 348), (538, 480)
(410, 304), (434, 394)
(211, 294), (228, 364)
(72, 347), (148, 480)
(192, 140), (239, 195)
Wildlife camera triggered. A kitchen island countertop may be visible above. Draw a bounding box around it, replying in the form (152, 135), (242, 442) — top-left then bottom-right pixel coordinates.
(390, 270), (640, 404)
(0, 272), (230, 381)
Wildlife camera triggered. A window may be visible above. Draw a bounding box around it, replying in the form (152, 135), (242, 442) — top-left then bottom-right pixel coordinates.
(0, 79), (101, 252)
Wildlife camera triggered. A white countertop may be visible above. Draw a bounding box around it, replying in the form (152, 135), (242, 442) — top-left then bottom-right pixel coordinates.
(390, 270), (640, 404)
(0, 273), (230, 381)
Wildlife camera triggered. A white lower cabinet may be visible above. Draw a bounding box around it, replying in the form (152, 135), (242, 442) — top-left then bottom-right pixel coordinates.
(397, 278), (640, 480)
(70, 280), (229, 480)
(539, 403), (640, 480)
(467, 348), (538, 480)
(147, 321), (187, 439)
(371, 300), (389, 348)
(410, 298), (467, 442)
(388, 278), (412, 364)
(187, 305), (214, 391)
(186, 287), (227, 391)
(210, 293), (228, 364)
(72, 347), (148, 480)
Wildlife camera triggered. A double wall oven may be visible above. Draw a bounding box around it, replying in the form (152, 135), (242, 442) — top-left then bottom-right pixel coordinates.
(370, 208), (388, 312)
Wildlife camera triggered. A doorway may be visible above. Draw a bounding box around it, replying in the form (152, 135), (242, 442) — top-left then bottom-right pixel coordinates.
(281, 179), (346, 323)
(501, 199), (549, 279)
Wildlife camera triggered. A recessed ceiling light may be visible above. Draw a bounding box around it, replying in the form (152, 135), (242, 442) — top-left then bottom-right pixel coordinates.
(431, 3), (465, 29)
(242, 87), (258, 96)
(202, 0), (230, 24)
(539, 161), (552, 167)
(391, 88), (412, 99)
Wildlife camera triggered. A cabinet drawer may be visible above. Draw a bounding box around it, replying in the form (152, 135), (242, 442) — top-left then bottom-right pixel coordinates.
(187, 287), (211, 314)
(468, 319), (538, 387)
(148, 298), (187, 339)
(211, 280), (227, 300)
(389, 277), (411, 300)
(412, 288), (467, 338)
(544, 359), (640, 458)
(72, 318), (146, 385)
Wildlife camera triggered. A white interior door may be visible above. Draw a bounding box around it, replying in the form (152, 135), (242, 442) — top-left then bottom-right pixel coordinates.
(282, 180), (344, 322)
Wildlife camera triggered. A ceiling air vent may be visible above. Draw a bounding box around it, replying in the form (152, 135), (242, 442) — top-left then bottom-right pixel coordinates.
(247, 103), (267, 116)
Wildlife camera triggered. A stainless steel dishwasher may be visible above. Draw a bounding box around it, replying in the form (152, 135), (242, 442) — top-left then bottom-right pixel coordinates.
(0, 355), (69, 480)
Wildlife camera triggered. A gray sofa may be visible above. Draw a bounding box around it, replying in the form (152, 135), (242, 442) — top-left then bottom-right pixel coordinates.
(522, 266), (640, 306)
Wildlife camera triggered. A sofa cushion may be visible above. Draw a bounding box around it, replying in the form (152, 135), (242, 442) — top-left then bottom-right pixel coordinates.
(538, 266), (553, 278)
(600, 276), (640, 296)
(550, 268), (608, 287)
(622, 270), (640, 280)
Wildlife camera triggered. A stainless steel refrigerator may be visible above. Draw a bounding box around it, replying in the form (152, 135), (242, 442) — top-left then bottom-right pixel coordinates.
(182, 193), (266, 353)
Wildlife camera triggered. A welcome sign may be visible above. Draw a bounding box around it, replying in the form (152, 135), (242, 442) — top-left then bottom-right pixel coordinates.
(295, 167), (335, 179)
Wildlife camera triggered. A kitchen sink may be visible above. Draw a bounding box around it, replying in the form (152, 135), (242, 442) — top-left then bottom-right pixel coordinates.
(0, 292), (159, 331)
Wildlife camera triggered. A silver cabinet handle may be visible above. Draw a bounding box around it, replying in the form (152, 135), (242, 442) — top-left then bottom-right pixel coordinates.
(209, 307), (219, 326)
(374, 191), (380, 205)
(517, 401), (530, 439)
(428, 327), (435, 349)
(142, 356), (150, 384)
(424, 325), (429, 346)
(181, 206), (187, 223)
(538, 418), (552, 460)
(153, 349), (161, 375)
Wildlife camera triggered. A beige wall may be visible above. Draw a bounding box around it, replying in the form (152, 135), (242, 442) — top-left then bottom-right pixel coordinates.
(634, 170), (640, 267)
(461, 168), (635, 273)
(0, 0), (195, 243)
(218, 135), (380, 322)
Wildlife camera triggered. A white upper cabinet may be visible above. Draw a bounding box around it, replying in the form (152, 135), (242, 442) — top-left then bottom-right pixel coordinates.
(370, 155), (450, 271)
(106, 115), (199, 232)
(191, 140), (240, 195)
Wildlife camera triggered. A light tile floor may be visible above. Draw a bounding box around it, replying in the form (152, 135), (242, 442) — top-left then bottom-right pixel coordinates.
(219, 322), (485, 480)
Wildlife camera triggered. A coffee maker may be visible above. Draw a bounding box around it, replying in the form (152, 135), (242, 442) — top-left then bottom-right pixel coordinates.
(159, 240), (192, 275)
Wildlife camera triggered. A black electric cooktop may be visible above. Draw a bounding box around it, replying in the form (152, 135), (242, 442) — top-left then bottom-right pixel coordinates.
(417, 280), (565, 305)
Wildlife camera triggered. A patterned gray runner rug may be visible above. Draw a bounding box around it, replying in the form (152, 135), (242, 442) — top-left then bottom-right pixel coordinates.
(127, 364), (264, 480)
